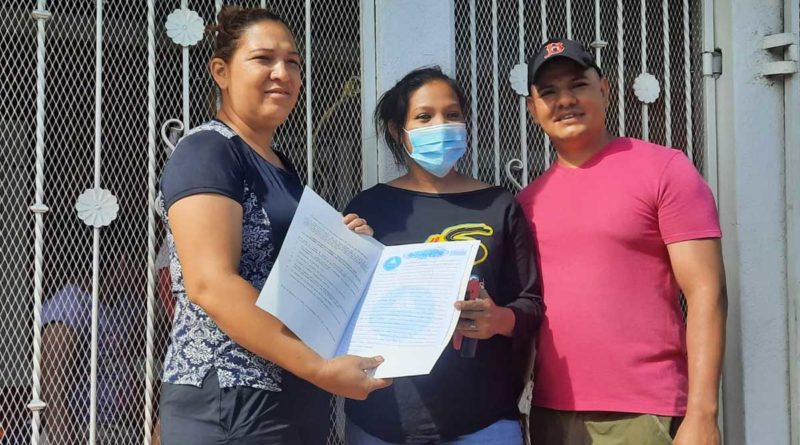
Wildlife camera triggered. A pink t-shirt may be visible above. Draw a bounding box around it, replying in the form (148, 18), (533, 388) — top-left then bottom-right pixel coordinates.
(516, 137), (721, 416)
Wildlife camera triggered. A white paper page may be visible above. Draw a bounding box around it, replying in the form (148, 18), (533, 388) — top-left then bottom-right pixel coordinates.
(340, 240), (479, 378)
(256, 187), (383, 358)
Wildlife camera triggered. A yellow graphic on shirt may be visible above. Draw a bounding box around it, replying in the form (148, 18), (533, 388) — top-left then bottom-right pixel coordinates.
(425, 223), (494, 265)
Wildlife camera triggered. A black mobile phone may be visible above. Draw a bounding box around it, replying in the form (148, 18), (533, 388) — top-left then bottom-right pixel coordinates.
(460, 276), (481, 358)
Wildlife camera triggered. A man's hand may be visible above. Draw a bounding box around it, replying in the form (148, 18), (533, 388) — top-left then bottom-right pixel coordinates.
(673, 412), (721, 445)
(667, 238), (726, 445)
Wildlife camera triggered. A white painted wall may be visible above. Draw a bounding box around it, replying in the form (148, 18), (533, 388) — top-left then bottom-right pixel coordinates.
(714, 0), (793, 443)
(373, 0), (456, 182)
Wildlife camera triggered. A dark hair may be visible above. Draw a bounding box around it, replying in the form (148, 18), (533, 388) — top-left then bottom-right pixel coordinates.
(207, 5), (290, 63)
(375, 66), (468, 167)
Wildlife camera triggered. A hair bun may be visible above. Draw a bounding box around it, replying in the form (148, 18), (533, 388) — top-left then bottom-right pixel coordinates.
(215, 4), (245, 34)
(209, 5), (288, 62)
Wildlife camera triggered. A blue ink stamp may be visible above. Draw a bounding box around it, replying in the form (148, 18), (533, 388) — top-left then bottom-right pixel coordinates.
(383, 256), (401, 271)
(366, 286), (437, 346)
(405, 248), (446, 260)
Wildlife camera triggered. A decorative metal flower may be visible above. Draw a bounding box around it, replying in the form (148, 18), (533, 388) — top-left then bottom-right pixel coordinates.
(509, 63), (529, 96)
(165, 8), (205, 47)
(75, 188), (119, 228)
(504, 158), (525, 191)
(633, 73), (660, 104)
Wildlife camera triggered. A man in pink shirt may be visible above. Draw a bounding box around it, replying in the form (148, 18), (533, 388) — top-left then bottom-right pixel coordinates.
(517, 39), (727, 445)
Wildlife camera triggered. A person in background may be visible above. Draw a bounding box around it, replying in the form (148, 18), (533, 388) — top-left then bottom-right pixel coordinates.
(344, 66), (544, 444)
(40, 251), (144, 445)
(517, 38), (726, 445)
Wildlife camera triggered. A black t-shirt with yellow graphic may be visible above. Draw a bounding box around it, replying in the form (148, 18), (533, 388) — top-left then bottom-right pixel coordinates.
(344, 183), (543, 444)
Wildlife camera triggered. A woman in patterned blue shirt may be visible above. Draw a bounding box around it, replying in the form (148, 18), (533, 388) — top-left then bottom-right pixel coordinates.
(158, 6), (391, 444)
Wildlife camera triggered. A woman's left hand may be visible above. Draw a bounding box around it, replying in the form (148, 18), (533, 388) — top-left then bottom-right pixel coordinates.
(343, 213), (374, 236)
(454, 289), (516, 339)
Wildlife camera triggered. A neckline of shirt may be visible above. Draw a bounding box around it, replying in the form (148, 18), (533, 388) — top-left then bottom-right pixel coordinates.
(551, 136), (627, 174)
(210, 118), (295, 175)
(375, 182), (502, 198)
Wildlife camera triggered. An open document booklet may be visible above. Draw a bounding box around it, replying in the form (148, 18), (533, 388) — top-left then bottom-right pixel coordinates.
(256, 187), (479, 378)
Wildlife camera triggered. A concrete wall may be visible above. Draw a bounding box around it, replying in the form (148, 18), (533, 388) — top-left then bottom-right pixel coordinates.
(715, 0), (793, 443)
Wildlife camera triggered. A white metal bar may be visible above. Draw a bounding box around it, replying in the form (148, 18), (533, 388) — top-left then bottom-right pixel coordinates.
(90, 0), (105, 442)
(28, 2), (50, 444)
(540, 0), (551, 168)
(640, 0), (649, 141)
(491, 0), (500, 185)
(305, 0), (314, 188)
(662, 0), (673, 147)
(785, 0), (800, 442)
(566, 0), (572, 40)
(616, 0), (625, 136)
(89, 229), (100, 444)
(540, 0), (548, 40)
(640, 0), (648, 74)
(683, 0), (694, 163)
(214, 1), (223, 112)
(594, 0), (602, 66)
(469, 0), (479, 178)
(261, 0), (266, 8)
(518, 0), (528, 185)
(762, 32), (800, 49)
(360, 0), (378, 188)
(182, 0), (189, 130)
(143, 0), (157, 443)
(182, 48), (190, 129)
(94, 5), (104, 188)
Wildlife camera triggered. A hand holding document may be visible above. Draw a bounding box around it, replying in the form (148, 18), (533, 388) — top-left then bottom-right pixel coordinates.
(256, 187), (479, 378)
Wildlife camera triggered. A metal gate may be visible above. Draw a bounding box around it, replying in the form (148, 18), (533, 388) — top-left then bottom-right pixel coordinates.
(0, 1), (708, 444)
(1, 1), (362, 444)
(453, 0), (707, 190)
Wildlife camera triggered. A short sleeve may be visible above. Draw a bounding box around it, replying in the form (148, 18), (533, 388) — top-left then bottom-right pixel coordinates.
(160, 130), (245, 211)
(42, 285), (91, 330)
(344, 193), (368, 216)
(657, 152), (722, 244)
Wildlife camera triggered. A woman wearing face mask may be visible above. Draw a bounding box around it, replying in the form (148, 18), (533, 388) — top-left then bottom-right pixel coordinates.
(158, 6), (391, 444)
(344, 67), (544, 444)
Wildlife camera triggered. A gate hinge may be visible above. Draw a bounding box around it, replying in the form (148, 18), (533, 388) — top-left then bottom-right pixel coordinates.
(762, 32), (798, 77)
(27, 399), (46, 412)
(31, 9), (52, 21)
(702, 49), (723, 79)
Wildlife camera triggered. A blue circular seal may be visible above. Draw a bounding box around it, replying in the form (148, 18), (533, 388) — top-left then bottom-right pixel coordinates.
(383, 256), (401, 271)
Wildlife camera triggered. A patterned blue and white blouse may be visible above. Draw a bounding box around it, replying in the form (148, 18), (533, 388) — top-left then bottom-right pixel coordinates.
(159, 120), (303, 391)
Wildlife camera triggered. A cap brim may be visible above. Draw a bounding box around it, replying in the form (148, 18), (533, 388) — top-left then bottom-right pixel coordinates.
(531, 55), (591, 84)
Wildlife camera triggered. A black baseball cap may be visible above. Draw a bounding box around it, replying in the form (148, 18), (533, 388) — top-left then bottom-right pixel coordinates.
(528, 38), (601, 87)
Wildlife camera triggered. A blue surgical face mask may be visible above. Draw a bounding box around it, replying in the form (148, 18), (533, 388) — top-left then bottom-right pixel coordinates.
(404, 122), (468, 177)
